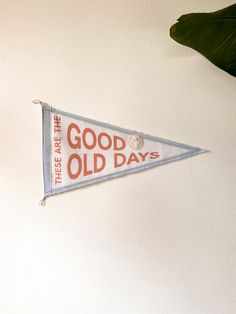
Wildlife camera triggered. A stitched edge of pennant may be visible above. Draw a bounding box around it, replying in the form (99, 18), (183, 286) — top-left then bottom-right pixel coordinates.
(42, 104), (52, 196)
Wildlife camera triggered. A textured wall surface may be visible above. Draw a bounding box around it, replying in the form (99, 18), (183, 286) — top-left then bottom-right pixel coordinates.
(0, 1), (235, 313)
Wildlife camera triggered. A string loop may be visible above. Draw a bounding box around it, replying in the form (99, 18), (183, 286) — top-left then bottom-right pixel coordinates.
(33, 99), (43, 105)
(39, 197), (47, 206)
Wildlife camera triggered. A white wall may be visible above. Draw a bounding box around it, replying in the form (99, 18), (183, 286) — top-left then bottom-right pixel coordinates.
(0, 1), (235, 313)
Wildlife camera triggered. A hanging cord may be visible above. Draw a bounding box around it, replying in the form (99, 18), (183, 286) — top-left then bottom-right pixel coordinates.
(33, 99), (43, 105)
(39, 196), (47, 206)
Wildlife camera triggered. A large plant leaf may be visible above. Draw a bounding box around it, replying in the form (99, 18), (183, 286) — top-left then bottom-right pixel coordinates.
(170, 4), (236, 77)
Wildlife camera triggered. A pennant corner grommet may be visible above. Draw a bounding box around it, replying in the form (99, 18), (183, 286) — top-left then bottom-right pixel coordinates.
(36, 101), (208, 201)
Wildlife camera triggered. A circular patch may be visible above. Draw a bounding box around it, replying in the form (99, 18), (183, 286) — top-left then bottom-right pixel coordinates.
(128, 134), (144, 150)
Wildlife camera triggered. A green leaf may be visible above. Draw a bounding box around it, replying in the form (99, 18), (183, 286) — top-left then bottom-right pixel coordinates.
(170, 4), (236, 77)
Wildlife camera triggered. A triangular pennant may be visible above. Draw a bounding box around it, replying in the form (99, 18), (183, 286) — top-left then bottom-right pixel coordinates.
(39, 102), (207, 202)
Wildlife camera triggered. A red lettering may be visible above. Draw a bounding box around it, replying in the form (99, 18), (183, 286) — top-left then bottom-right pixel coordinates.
(82, 128), (96, 150)
(67, 123), (81, 149)
(150, 152), (160, 159)
(67, 154), (82, 179)
(114, 153), (126, 168)
(83, 154), (93, 176)
(114, 136), (126, 150)
(98, 132), (112, 150)
(127, 153), (139, 165)
(94, 154), (106, 173)
(67, 123), (126, 152)
(138, 152), (149, 161)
